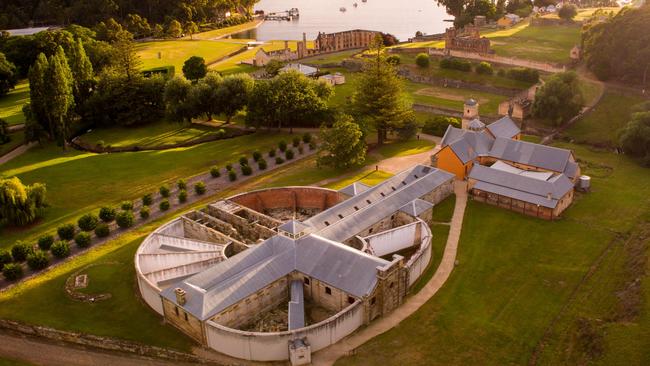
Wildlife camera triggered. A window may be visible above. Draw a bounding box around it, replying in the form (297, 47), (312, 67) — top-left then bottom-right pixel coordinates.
(325, 287), (332, 295)
(366, 199), (371, 204)
(369, 228), (374, 234)
(391, 187), (396, 191)
(380, 192), (385, 197)
(184, 312), (188, 321)
(338, 214), (343, 219)
(371, 297), (376, 305)
(174, 306), (179, 316)
(354, 206), (359, 211)
(304, 277), (310, 285)
(414, 174), (419, 179)
(324, 221), (330, 226)
(402, 181), (407, 186)
(348, 296), (355, 304)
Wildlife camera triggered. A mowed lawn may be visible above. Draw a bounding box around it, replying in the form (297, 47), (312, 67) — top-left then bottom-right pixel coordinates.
(0, 131), (24, 156)
(564, 91), (646, 147)
(210, 40), (314, 74)
(337, 144), (650, 366)
(0, 132), (292, 247)
(0, 80), (29, 125)
(136, 39), (244, 72)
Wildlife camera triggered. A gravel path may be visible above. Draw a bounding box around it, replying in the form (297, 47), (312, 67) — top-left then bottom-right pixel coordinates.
(0, 142), (36, 165)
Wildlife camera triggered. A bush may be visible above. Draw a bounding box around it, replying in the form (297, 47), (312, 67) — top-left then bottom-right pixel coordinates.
(476, 62), (493, 75)
(275, 157), (285, 164)
(439, 57), (471, 72)
(422, 115), (462, 137)
(226, 163), (233, 171)
(268, 149), (276, 157)
(239, 156), (249, 166)
(37, 235), (55, 250)
(0, 250), (12, 269)
(2, 263), (23, 281)
(228, 170), (237, 181)
(120, 201), (134, 211)
(497, 69), (506, 77)
(177, 179), (187, 190)
(159, 199), (170, 211)
(74, 232), (92, 248)
(386, 54), (401, 65)
(94, 223), (110, 238)
(27, 251), (50, 270)
(115, 211), (135, 228)
(11, 241), (33, 262)
(252, 151), (262, 162)
(78, 213), (99, 231)
(258, 158), (268, 170)
(415, 53), (430, 68)
(285, 149), (295, 160)
(507, 68), (539, 83)
(309, 141), (316, 150)
(195, 182), (207, 195)
(210, 166), (221, 178)
(302, 133), (312, 144)
(178, 189), (188, 203)
(292, 137), (301, 147)
(298, 146), (304, 154)
(142, 193), (153, 206)
(140, 206), (151, 219)
(57, 224), (76, 241)
(279, 140), (287, 152)
(159, 185), (171, 198)
(241, 165), (253, 176)
(51, 241), (70, 258)
(99, 206), (116, 222)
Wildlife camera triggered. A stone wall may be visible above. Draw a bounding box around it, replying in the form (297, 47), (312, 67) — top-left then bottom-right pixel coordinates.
(301, 275), (355, 313)
(229, 187), (341, 216)
(162, 297), (206, 343)
(398, 67), (521, 97)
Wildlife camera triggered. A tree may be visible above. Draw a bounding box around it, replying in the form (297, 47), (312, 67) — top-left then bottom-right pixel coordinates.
(153, 24), (165, 39)
(0, 118), (9, 144)
(125, 13), (152, 38)
(182, 56), (207, 82)
(218, 73), (254, 124)
(318, 115), (367, 169)
(532, 71), (583, 126)
(264, 59), (284, 77)
(68, 38), (95, 109)
(164, 76), (195, 123)
(28, 53), (51, 137)
(415, 53), (430, 68)
(95, 18), (124, 43)
(185, 21), (199, 40)
(167, 20), (183, 38)
(189, 72), (222, 120)
(0, 52), (17, 96)
(46, 46), (75, 148)
(558, 4), (578, 21)
(619, 109), (650, 166)
(112, 30), (142, 81)
(352, 34), (414, 145)
(0, 176), (47, 227)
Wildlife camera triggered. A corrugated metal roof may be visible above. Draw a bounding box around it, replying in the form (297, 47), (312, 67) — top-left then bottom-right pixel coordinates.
(468, 118), (486, 130)
(441, 126), (494, 157)
(486, 116), (521, 139)
(399, 199), (434, 217)
(338, 182), (372, 197)
(449, 138), (477, 164)
(489, 137), (572, 173)
(288, 280), (305, 330)
(563, 161), (579, 179)
(278, 220), (310, 235)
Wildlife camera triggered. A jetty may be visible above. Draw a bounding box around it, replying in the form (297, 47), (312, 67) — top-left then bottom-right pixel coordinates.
(264, 8), (299, 21)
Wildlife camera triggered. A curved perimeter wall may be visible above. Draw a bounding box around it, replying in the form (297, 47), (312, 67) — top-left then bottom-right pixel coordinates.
(228, 186), (342, 214)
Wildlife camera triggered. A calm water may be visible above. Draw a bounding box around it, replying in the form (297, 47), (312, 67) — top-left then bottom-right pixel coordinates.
(233, 0), (452, 41)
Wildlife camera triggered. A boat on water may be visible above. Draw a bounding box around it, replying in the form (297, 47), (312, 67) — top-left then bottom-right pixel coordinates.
(353, 3), (358, 7)
(340, 7), (347, 12)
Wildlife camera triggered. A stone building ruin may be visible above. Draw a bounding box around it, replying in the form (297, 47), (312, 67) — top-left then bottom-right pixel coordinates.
(444, 25), (491, 54)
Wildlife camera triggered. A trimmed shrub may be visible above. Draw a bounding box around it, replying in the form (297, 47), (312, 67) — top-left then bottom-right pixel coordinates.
(37, 235), (55, 251)
(99, 206), (117, 222)
(57, 224), (76, 241)
(252, 151), (262, 162)
(302, 133), (312, 144)
(177, 179), (187, 190)
(422, 115), (462, 137)
(292, 137), (300, 147)
(142, 194), (153, 206)
(178, 190), (188, 203)
(298, 146), (304, 154)
(51, 241), (70, 258)
(2, 263), (23, 281)
(275, 157), (285, 164)
(241, 165), (253, 176)
(507, 67), (539, 83)
(439, 57), (471, 72)
(120, 201), (134, 211)
(210, 166), (221, 178)
(258, 158), (267, 170)
(386, 54), (401, 66)
(115, 211), (135, 228)
(11, 241), (33, 262)
(415, 53), (430, 68)
(27, 251), (50, 270)
(226, 163), (233, 171)
(95, 223), (110, 238)
(239, 156), (249, 166)
(159, 185), (171, 198)
(140, 206), (151, 219)
(74, 232), (92, 248)
(0, 250), (13, 269)
(285, 149), (295, 160)
(195, 182), (207, 195)
(476, 62), (493, 75)
(278, 140), (287, 152)
(78, 213), (99, 232)
(268, 149), (276, 158)
(159, 200), (170, 211)
(228, 170), (237, 181)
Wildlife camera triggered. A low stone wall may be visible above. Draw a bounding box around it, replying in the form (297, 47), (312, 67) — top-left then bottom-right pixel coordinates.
(388, 47), (430, 55)
(398, 68), (522, 97)
(0, 319), (204, 363)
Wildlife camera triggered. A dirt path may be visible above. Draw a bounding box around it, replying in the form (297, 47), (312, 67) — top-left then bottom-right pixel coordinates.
(311, 180), (468, 366)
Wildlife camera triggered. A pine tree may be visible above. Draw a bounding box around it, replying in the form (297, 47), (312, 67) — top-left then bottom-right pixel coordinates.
(113, 30), (142, 81)
(28, 53), (51, 138)
(69, 38), (94, 96)
(47, 46), (75, 149)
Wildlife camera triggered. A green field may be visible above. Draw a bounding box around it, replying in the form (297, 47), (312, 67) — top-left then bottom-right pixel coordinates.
(564, 92), (646, 147)
(0, 80), (29, 126)
(0, 132), (292, 248)
(337, 144), (650, 365)
(0, 130), (24, 156)
(136, 40), (244, 72)
(301, 49), (362, 66)
(192, 19), (263, 40)
(210, 40), (314, 74)
(78, 120), (231, 148)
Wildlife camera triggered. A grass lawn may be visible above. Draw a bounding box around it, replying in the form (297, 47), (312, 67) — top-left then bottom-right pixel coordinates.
(0, 80), (29, 126)
(78, 120), (231, 148)
(136, 40), (244, 72)
(210, 40), (313, 74)
(192, 19), (263, 40)
(324, 170), (394, 191)
(336, 144), (650, 365)
(301, 49), (362, 66)
(409, 224), (451, 294)
(0, 358), (34, 366)
(0, 130), (24, 156)
(564, 92), (645, 147)
(541, 7), (620, 21)
(0, 132), (292, 248)
(431, 194), (456, 223)
(375, 139), (435, 158)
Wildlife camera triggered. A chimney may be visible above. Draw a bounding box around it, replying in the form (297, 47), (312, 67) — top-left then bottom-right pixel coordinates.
(284, 40), (289, 51)
(175, 288), (187, 305)
(547, 192), (552, 200)
(303, 32), (307, 44)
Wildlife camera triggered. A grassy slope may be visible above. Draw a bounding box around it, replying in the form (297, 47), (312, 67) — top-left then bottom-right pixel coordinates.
(337, 144), (650, 366)
(136, 40), (244, 72)
(0, 131), (24, 156)
(564, 92), (645, 147)
(0, 80), (29, 126)
(0, 132), (292, 247)
(192, 19), (263, 40)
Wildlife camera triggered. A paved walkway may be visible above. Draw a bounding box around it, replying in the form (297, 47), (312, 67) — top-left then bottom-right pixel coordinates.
(0, 142), (36, 165)
(311, 180), (468, 366)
